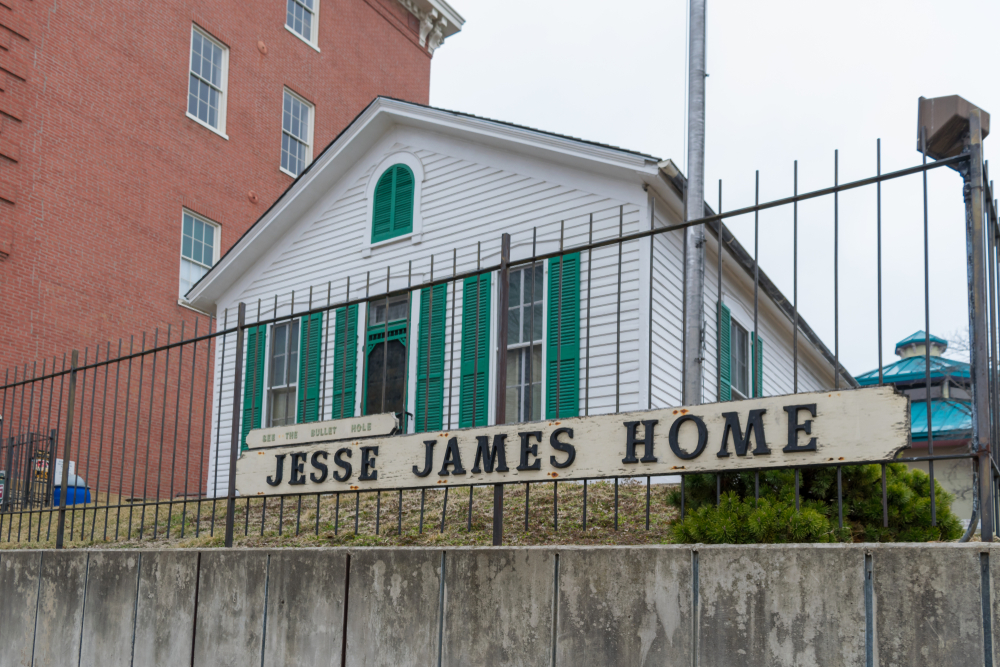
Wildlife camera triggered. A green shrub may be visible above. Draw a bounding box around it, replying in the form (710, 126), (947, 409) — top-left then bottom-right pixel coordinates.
(666, 463), (963, 544)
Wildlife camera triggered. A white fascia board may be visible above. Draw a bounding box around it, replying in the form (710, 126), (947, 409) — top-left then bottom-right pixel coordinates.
(186, 98), (661, 313)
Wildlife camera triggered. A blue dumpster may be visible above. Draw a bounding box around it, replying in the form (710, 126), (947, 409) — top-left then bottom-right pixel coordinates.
(52, 473), (91, 506)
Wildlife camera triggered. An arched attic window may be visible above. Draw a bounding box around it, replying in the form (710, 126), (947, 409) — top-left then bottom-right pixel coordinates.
(371, 164), (415, 243)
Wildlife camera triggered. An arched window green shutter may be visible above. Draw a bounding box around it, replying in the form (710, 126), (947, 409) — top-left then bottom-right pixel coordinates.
(416, 283), (447, 432)
(297, 312), (323, 424)
(718, 302), (731, 402)
(241, 325), (267, 451)
(459, 274), (490, 427)
(371, 164), (415, 243)
(752, 332), (763, 398)
(332, 305), (358, 419)
(546, 253), (580, 419)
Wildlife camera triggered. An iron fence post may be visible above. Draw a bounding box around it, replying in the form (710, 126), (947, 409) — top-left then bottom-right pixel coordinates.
(966, 109), (993, 542)
(55, 350), (79, 549)
(2, 437), (12, 513)
(493, 233), (511, 546)
(225, 303), (247, 548)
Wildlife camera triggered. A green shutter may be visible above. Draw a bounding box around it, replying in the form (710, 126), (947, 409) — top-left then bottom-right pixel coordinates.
(332, 305), (358, 419)
(371, 164), (414, 243)
(459, 274), (491, 427)
(752, 332), (763, 398)
(546, 253), (580, 419)
(371, 171), (394, 242)
(241, 325), (267, 451)
(296, 312), (323, 424)
(415, 284), (447, 432)
(718, 302), (731, 402)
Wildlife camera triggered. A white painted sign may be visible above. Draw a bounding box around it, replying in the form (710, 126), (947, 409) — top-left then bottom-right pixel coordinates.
(235, 387), (909, 496)
(244, 413), (399, 450)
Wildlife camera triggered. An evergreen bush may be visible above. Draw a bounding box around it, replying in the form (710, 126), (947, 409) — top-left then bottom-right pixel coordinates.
(666, 463), (963, 544)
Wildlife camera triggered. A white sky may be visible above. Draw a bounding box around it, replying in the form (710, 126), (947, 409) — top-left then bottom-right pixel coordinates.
(430, 0), (1000, 376)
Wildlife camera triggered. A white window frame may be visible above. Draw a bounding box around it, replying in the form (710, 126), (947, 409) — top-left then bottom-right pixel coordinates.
(178, 209), (221, 298)
(186, 25), (230, 139)
(361, 152), (426, 258)
(504, 263), (544, 424)
(730, 317), (751, 401)
(280, 88), (315, 178)
(285, 0), (321, 51)
(266, 319), (301, 428)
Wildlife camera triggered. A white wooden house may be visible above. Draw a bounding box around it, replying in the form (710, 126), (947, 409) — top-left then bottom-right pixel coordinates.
(185, 97), (854, 493)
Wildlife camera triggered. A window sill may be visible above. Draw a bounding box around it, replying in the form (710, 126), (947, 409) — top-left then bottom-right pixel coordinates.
(186, 112), (229, 140)
(279, 166), (303, 179)
(285, 24), (321, 52)
(361, 232), (422, 258)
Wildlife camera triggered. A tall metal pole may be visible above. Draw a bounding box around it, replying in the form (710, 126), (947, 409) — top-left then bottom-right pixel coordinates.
(682, 0), (707, 405)
(492, 233), (511, 546)
(225, 303), (247, 548)
(965, 109), (993, 541)
(55, 350), (79, 549)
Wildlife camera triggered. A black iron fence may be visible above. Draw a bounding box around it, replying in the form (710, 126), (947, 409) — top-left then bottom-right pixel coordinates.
(0, 117), (996, 548)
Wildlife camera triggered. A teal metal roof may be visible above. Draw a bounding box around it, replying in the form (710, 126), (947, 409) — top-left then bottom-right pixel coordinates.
(910, 399), (972, 441)
(895, 330), (948, 349)
(855, 355), (970, 386)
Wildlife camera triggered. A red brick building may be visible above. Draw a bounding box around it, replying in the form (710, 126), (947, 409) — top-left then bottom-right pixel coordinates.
(0, 0), (463, 372)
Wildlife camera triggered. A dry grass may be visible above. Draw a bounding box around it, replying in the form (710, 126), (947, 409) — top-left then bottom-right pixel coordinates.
(0, 479), (680, 549)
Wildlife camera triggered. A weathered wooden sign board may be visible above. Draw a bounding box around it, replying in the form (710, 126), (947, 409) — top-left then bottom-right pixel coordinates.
(235, 387), (909, 496)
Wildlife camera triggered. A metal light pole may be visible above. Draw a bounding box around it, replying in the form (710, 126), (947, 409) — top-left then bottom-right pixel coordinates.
(682, 0), (707, 406)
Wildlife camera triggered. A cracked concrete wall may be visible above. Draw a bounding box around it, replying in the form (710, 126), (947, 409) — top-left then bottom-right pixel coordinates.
(0, 544), (994, 667)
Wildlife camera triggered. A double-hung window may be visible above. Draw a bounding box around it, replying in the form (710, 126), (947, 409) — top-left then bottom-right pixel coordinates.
(281, 89), (313, 177)
(187, 26), (228, 135)
(179, 211), (218, 297)
(269, 320), (300, 427)
(730, 320), (750, 400)
(505, 264), (543, 423)
(286, 0), (318, 47)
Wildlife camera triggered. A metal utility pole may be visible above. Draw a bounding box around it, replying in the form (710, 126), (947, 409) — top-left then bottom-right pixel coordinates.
(682, 0), (707, 405)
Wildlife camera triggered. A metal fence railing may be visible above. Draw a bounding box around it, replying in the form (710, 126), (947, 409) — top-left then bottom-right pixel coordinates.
(0, 115), (996, 548)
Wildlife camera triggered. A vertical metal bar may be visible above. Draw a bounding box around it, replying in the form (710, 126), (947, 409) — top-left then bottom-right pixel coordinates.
(466, 485), (472, 532)
(582, 479), (587, 530)
(180, 320), (200, 539)
(55, 350), (79, 549)
(527, 228), (537, 420)
(152, 326), (174, 539)
(403, 261), (413, 431)
(793, 162), (799, 393)
(448, 250), (457, 428)
(881, 463), (888, 528)
(296, 494), (302, 536)
(381, 267), (390, 413)
(877, 140), (884, 385)
(552, 481), (558, 531)
(614, 477), (619, 530)
(556, 221), (564, 418)
(334, 493), (340, 534)
(70, 351), (88, 539)
(225, 303), (247, 548)
(968, 108), (994, 541)
(375, 491), (381, 535)
(260, 497), (266, 536)
(315, 494), (321, 536)
(524, 482), (529, 532)
(197, 315), (216, 538)
(115, 337), (134, 540)
(354, 491), (359, 535)
(139, 332), (162, 540)
(167, 324), (190, 539)
(645, 476), (650, 530)
(278, 496), (285, 536)
(837, 466), (844, 531)
(321, 282), (332, 419)
(648, 203), (655, 408)
(340, 277), (352, 420)
(398, 489), (403, 535)
(440, 487), (447, 533)
(585, 215), (593, 417)
(753, 172), (760, 397)
(921, 126), (936, 526)
(834, 151), (840, 389)
(616, 207), (623, 413)
(471, 243), (481, 429)
(717, 181), (724, 400)
(493, 234), (511, 546)
(794, 469), (800, 512)
(423, 256), (434, 433)
(128, 335), (148, 540)
(680, 475), (685, 520)
(418, 488), (425, 534)
(95, 342), (116, 541)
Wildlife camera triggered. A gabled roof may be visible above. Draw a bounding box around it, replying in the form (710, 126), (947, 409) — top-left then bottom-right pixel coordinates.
(855, 355), (970, 386)
(184, 97), (667, 311)
(910, 399), (972, 441)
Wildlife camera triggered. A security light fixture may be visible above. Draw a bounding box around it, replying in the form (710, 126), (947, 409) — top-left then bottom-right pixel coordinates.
(917, 95), (990, 160)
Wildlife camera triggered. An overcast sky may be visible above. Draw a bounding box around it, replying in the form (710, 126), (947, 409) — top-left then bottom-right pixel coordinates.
(430, 0), (1000, 376)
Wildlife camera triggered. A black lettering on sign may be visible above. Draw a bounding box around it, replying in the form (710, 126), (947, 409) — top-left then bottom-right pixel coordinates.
(717, 410), (770, 457)
(310, 451), (329, 483)
(439, 437), (466, 476)
(472, 435), (509, 473)
(668, 415), (708, 460)
(549, 428), (576, 469)
(413, 441), (435, 477)
(622, 420), (658, 464)
(517, 432), (542, 471)
(289, 452), (307, 485)
(360, 446), (379, 481)
(333, 448), (353, 482)
(783, 404), (818, 452)
(266, 454), (286, 487)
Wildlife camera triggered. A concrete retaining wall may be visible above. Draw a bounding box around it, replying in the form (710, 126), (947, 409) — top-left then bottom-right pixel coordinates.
(0, 544), (995, 667)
